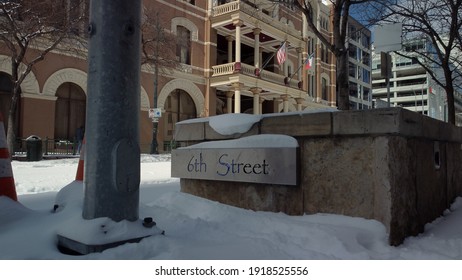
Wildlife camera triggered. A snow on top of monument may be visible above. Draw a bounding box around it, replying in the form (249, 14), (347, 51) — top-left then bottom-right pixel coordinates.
(177, 108), (338, 136)
(209, 114), (261, 135)
(179, 134), (298, 149)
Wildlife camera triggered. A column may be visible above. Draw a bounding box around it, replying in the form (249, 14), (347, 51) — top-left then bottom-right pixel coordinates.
(297, 48), (303, 81)
(250, 87), (262, 115)
(273, 97), (282, 113)
(233, 20), (243, 63)
(259, 97), (264, 115)
(253, 28), (261, 69)
(282, 94), (289, 113)
(226, 36), (233, 63)
(207, 0), (213, 17)
(226, 91), (233, 114)
(295, 98), (304, 111)
(233, 83), (242, 113)
(259, 47), (263, 68)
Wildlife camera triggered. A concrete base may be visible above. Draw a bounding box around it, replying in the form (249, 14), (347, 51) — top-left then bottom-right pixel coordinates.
(57, 234), (153, 255)
(56, 218), (164, 255)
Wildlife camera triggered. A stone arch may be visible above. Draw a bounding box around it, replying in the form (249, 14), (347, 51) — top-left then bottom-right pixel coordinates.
(171, 17), (198, 41)
(0, 54), (40, 94)
(320, 72), (330, 85)
(158, 79), (204, 115)
(140, 86), (150, 110)
(43, 68), (88, 97)
(44, 68), (150, 110)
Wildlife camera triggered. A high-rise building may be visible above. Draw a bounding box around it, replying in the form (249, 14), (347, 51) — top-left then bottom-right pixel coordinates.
(346, 17), (372, 110)
(371, 37), (462, 125)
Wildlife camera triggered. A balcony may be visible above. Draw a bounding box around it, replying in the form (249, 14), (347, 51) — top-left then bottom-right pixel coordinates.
(211, 62), (307, 100)
(210, 1), (329, 109)
(212, 1), (302, 41)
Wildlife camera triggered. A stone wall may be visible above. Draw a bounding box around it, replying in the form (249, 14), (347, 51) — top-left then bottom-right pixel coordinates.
(174, 108), (462, 245)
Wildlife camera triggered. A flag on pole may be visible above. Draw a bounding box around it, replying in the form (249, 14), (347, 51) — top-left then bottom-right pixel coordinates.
(277, 42), (287, 65)
(305, 53), (314, 70)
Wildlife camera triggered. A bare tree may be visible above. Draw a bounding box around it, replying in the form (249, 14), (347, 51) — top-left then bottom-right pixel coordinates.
(278, 0), (372, 110)
(370, 0), (462, 124)
(0, 0), (87, 157)
(140, 6), (180, 153)
(141, 8), (178, 72)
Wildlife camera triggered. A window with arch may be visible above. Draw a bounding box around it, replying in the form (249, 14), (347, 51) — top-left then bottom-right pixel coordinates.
(176, 26), (191, 65)
(322, 77), (328, 101)
(54, 82), (86, 141)
(163, 89), (196, 146)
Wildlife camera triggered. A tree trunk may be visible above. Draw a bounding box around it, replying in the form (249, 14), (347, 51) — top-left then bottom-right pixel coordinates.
(6, 60), (21, 158)
(336, 51), (350, 110)
(445, 82), (455, 125)
(6, 86), (19, 158)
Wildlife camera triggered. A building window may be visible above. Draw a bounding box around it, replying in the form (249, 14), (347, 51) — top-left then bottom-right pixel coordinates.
(349, 63), (356, 78)
(176, 26), (191, 65)
(362, 51), (370, 66)
(362, 34), (370, 48)
(349, 25), (358, 41)
(363, 88), (370, 101)
(362, 68), (370, 83)
(349, 82), (358, 98)
(321, 44), (329, 63)
(349, 45), (357, 59)
(322, 78), (328, 100)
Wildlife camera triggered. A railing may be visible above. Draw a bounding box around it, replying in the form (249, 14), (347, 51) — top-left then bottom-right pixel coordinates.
(212, 1), (302, 39)
(212, 62), (236, 76)
(14, 138), (79, 157)
(212, 62), (302, 89)
(213, 1), (239, 15)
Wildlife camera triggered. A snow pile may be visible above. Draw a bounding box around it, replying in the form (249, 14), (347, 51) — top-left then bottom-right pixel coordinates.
(1, 154), (462, 260)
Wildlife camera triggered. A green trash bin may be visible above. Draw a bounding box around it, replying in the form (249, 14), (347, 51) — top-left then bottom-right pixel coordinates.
(26, 135), (43, 161)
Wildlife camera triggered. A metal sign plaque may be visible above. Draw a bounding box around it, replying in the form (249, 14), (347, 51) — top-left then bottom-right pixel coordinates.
(172, 147), (298, 185)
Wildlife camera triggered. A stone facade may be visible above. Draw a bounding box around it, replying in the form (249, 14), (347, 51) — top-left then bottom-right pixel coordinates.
(174, 108), (462, 245)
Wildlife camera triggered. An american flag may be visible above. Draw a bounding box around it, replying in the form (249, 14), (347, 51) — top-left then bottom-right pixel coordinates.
(277, 42), (287, 65)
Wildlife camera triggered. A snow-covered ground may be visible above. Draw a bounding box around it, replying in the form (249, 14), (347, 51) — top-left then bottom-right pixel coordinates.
(2, 154), (462, 261)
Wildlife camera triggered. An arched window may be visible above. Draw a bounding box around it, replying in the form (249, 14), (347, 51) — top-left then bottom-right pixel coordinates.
(163, 89), (196, 151)
(54, 82), (86, 141)
(322, 77), (328, 101)
(176, 26), (191, 65)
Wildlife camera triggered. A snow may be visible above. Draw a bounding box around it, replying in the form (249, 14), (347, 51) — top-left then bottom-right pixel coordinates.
(178, 113), (262, 135)
(178, 109), (339, 136)
(178, 134), (298, 149)
(1, 154), (462, 261)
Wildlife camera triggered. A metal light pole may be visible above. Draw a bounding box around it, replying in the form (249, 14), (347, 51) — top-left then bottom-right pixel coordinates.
(150, 57), (159, 154)
(83, 0), (142, 222)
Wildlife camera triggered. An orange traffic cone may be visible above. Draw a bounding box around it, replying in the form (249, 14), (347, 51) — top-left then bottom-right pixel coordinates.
(0, 112), (17, 201)
(75, 137), (85, 181)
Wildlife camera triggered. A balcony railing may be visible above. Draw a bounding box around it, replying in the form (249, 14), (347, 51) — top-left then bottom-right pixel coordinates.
(212, 62), (302, 89)
(213, 1), (239, 15)
(212, 1), (302, 39)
